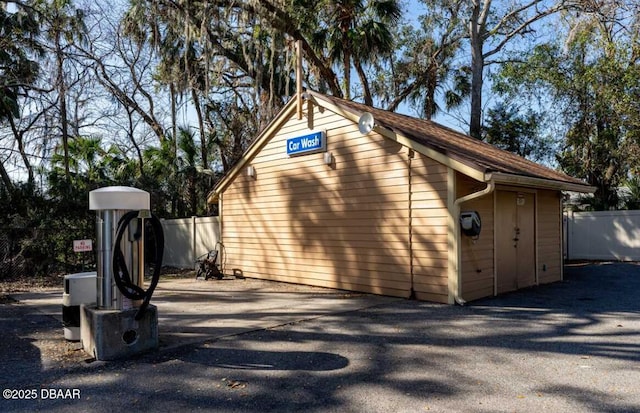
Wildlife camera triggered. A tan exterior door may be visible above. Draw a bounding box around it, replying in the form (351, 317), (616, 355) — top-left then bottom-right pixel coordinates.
(496, 191), (536, 294)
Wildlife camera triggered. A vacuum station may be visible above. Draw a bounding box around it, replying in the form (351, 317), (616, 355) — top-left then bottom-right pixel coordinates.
(74, 186), (164, 360)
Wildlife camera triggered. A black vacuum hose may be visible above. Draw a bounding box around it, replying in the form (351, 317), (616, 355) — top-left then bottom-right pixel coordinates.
(112, 210), (164, 320)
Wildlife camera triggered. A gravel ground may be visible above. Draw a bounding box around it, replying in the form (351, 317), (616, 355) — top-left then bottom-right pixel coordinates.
(1, 262), (639, 412)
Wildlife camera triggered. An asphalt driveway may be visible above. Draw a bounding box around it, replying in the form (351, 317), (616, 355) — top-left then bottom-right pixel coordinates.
(1, 262), (639, 412)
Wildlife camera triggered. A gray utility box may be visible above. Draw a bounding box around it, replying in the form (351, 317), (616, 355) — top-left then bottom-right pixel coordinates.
(80, 304), (158, 361)
(62, 272), (97, 341)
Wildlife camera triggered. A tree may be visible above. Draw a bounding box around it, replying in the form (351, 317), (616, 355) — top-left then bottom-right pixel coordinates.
(206, 96), (256, 173)
(482, 102), (553, 163)
(0, 1), (41, 121)
(621, 176), (640, 210)
(224, 0), (342, 97)
(175, 126), (215, 216)
(493, 6), (640, 210)
(121, 0), (293, 176)
(0, 1), (42, 192)
(464, 0), (567, 138)
(380, 0), (467, 117)
(36, 0), (88, 180)
(88, 23), (170, 145)
(311, 0), (401, 104)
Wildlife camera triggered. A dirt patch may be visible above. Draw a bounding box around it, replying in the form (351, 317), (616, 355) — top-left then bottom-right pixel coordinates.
(0, 277), (64, 294)
(0, 268), (196, 295)
(31, 325), (94, 367)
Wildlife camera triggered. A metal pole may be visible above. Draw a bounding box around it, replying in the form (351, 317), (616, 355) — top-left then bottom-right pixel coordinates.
(115, 210), (128, 310)
(96, 210), (113, 309)
(95, 213), (103, 308)
(138, 217), (145, 290)
(133, 216), (145, 307)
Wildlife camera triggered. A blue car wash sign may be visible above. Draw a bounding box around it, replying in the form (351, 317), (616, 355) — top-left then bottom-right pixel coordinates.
(287, 130), (326, 157)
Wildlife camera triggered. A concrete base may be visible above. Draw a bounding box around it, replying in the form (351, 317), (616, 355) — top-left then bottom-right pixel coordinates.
(80, 304), (158, 361)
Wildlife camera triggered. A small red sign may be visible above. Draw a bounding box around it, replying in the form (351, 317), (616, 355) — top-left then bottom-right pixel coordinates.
(73, 239), (93, 252)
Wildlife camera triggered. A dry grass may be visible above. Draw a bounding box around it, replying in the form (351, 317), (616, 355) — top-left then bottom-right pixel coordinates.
(0, 267), (196, 304)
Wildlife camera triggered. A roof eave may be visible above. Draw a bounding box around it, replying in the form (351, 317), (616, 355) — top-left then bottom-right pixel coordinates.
(208, 91), (596, 202)
(487, 172), (596, 193)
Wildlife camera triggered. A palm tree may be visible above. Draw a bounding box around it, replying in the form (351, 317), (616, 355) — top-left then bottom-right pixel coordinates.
(36, 0), (87, 180)
(175, 127), (215, 216)
(383, 2), (467, 119)
(178, 127), (198, 216)
(48, 136), (114, 189)
(123, 0), (229, 180)
(140, 136), (177, 216)
(313, 0), (401, 104)
(0, 1), (42, 192)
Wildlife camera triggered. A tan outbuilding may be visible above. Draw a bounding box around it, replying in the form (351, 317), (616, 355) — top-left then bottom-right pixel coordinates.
(207, 91), (594, 304)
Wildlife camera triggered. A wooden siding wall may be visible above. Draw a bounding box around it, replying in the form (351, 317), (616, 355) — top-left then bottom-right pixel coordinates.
(409, 153), (449, 303)
(537, 189), (562, 284)
(219, 101), (567, 302)
(457, 174), (495, 301)
(222, 104), (415, 297)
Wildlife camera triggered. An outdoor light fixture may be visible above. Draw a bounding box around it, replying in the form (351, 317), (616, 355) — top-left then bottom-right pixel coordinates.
(358, 112), (375, 135)
(323, 152), (333, 165)
(246, 165), (255, 178)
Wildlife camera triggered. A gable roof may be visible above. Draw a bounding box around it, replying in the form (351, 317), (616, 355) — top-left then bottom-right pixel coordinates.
(208, 91), (593, 203)
(309, 91), (593, 191)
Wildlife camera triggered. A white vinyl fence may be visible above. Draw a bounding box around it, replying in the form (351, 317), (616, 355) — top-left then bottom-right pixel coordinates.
(565, 210), (640, 261)
(162, 216), (220, 268)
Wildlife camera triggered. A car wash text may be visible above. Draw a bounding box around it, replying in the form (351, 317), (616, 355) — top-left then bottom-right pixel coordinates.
(287, 130), (326, 156)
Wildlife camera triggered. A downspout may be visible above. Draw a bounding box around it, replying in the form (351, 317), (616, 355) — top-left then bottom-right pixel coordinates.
(218, 193), (224, 275)
(451, 175), (495, 305)
(408, 149), (414, 299)
(561, 198), (569, 282)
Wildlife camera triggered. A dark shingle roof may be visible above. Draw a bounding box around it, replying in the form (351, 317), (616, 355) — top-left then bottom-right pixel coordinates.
(313, 92), (589, 188)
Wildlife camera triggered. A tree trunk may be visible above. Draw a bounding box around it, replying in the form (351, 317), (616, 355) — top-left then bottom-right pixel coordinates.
(189, 176), (197, 216)
(0, 160), (14, 195)
(7, 116), (34, 186)
(469, 2), (484, 139)
(341, 11), (351, 101)
(191, 88), (208, 168)
(469, 49), (484, 139)
(343, 46), (351, 100)
(425, 66), (438, 119)
(127, 107), (145, 176)
(170, 83), (177, 143)
(56, 30), (71, 178)
(354, 61), (373, 106)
